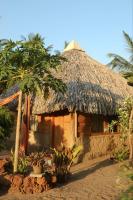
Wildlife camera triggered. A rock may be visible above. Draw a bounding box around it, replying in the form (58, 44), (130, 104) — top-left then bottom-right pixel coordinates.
(33, 185), (43, 193)
(36, 177), (46, 185)
(24, 186), (33, 194)
(23, 176), (32, 188)
(12, 174), (23, 188)
(0, 173), (51, 194)
(9, 186), (20, 193)
(30, 177), (35, 185)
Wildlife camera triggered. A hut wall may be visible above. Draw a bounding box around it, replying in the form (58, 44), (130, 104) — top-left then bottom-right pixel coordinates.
(29, 112), (75, 151)
(28, 112), (121, 160)
(76, 134), (121, 161)
(75, 112), (121, 161)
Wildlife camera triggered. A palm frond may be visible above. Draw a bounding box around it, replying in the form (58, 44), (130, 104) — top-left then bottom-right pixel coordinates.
(123, 31), (133, 50)
(123, 31), (133, 63)
(108, 53), (133, 71)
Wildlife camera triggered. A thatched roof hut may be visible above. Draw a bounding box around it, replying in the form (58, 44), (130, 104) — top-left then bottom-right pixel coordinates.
(32, 41), (133, 115)
(2, 41), (132, 157)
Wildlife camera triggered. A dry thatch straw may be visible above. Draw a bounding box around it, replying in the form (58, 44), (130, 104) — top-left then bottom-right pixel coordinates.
(32, 41), (133, 115)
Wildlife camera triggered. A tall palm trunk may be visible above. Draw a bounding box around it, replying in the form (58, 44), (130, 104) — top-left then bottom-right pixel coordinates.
(13, 90), (22, 173)
(128, 107), (133, 165)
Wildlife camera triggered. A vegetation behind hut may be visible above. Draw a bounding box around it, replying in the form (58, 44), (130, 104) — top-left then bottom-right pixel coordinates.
(0, 107), (14, 151)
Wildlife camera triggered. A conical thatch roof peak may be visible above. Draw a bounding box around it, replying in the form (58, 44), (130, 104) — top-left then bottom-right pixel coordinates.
(64, 40), (84, 52)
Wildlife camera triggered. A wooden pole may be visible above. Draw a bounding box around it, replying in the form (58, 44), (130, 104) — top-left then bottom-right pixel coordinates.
(74, 111), (77, 139)
(13, 90), (22, 173)
(129, 107), (133, 163)
(25, 95), (30, 154)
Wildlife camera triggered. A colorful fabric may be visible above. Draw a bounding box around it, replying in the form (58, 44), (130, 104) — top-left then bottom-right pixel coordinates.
(0, 91), (20, 106)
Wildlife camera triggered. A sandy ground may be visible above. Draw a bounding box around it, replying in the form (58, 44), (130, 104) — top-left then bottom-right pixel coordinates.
(0, 156), (132, 200)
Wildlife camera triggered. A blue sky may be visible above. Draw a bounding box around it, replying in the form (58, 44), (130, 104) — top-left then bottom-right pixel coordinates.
(0, 0), (132, 64)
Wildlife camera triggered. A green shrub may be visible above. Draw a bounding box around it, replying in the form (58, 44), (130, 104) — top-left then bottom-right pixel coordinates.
(120, 185), (133, 200)
(0, 107), (14, 151)
(17, 156), (29, 174)
(112, 146), (129, 162)
(120, 173), (133, 200)
(11, 149), (29, 174)
(52, 145), (82, 183)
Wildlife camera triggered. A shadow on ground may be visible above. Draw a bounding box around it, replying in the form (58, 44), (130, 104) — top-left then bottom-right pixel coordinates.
(69, 159), (116, 183)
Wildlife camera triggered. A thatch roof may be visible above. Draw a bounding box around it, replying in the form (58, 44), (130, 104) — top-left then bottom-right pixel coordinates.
(32, 41), (133, 115)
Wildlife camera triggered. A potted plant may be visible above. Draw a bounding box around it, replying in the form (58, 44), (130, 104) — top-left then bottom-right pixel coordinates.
(29, 152), (46, 174)
(28, 152), (55, 175)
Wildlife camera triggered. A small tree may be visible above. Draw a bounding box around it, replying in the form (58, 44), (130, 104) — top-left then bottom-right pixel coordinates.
(0, 34), (66, 172)
(117, 97), (133, 165)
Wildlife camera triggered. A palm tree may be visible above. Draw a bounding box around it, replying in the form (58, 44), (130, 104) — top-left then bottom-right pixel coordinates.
(109, 31), (133, 165)
(0, 34), (66, 172)
(108, 31), (133, 86)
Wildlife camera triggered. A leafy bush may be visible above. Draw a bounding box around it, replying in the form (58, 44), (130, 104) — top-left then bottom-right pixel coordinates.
(112, 145), (129, 162)
(109, 97), (133, 163)
(0, 107), (14, 151)
(11, 149), (29, 174)
(120, 185), (133, 200)
(120, 173), (133, 200)
(17, 156), (29, 174)
(52, 145), (82, 183)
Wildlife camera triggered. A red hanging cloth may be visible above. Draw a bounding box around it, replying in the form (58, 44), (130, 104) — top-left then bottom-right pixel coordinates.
(20, 95), (30, 154)
(0, 91), (20, 106)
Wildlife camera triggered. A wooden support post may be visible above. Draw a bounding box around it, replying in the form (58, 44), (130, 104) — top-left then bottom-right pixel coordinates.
(14, 90), (22, 173)
(129, 107), (133, 163)
(52, 116), (55, 147)
(25, 95), (30, 153)
(74, 111), (77, 139)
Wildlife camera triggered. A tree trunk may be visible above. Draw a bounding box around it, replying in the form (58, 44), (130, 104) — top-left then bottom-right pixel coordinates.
(128, 107), (133, 165)
(13, 90), (22, 173)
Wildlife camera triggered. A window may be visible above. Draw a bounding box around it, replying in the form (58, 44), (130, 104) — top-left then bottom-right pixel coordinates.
(108, 116), (118, 133)
(77, 113), (91, 136)
(91, 115), (103, 133)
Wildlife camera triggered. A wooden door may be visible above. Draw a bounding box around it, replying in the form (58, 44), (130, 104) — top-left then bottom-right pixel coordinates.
(38, 113), (75, 149)
(53, 113), (74, 149)
(38, 116), (53, 148)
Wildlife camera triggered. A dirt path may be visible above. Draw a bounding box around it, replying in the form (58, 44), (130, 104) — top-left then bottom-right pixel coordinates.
(0, 156), (131, 200)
